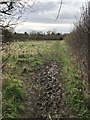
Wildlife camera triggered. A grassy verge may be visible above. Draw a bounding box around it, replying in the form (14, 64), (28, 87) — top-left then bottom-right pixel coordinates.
(57, 41), (90, 118)
(2, 77), (24, 118)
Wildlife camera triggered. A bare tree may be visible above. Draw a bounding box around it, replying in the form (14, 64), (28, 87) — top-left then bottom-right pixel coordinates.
(0, 0), (36, 44)
(65, 1), (90, 110)
(0, 0), (35, 28)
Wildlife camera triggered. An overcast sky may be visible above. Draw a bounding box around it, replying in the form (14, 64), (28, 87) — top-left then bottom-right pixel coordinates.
(15, 0), (87, 34)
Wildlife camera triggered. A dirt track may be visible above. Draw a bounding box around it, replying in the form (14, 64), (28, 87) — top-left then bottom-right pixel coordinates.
(23, 60), (73, 118)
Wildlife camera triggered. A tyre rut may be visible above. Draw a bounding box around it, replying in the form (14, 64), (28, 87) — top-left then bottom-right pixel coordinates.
(23, 60), (73, 118)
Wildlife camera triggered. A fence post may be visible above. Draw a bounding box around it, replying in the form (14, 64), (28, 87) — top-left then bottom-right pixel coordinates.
(88, 1), (90, 110)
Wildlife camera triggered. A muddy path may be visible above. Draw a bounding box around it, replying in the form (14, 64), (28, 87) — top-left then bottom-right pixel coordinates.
(22, 60), (73, 118)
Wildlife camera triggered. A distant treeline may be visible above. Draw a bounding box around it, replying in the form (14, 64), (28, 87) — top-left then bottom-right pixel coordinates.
(2, 30), (68, 42)
(12, 32), (64, 41)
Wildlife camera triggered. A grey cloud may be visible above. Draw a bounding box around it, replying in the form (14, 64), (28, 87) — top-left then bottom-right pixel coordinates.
(15, 0), (86, 33)
(20, 2), (58, 23)
(21, 1), (82, 23)
(37, 2), (57, 11)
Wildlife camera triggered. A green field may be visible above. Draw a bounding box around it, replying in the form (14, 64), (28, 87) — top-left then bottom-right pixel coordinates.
(2, 40), (90, 118)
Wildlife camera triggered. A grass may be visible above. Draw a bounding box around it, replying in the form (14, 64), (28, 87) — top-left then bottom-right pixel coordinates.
(2, 77), (24, 118)
(2, 40), (90, 118)
(57, 41), (90, 118)
(2, 41), (59, 118)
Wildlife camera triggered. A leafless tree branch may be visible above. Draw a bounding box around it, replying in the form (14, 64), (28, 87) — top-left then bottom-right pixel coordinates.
(55, 0), (62, 21)
(0, 0), (35, 28)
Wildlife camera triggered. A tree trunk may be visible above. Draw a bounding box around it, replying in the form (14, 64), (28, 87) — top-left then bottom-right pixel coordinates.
(88, 1), (90, 109)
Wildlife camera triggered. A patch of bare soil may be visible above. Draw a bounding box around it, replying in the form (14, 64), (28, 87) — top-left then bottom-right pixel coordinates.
(22, 60), (73, 118)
